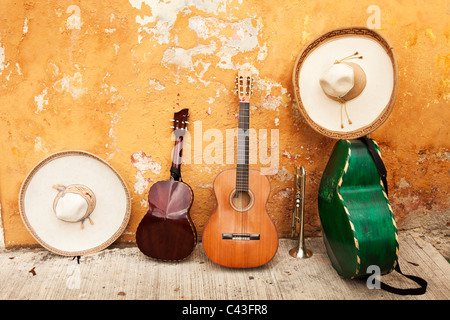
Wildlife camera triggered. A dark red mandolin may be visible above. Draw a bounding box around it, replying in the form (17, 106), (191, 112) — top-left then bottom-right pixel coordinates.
(136, 109), (197, 261)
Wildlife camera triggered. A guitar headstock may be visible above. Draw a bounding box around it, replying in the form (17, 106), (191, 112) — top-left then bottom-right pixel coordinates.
(235, 70), (253, 102)
(171, 108), (189, 135)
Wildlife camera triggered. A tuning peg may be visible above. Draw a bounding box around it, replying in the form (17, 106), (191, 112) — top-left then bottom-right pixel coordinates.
(170, 126), (174, 129)
(170, 119), (175, 122)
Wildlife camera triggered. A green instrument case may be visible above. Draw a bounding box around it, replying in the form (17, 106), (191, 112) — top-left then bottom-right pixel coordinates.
(318, 137), (427, 295)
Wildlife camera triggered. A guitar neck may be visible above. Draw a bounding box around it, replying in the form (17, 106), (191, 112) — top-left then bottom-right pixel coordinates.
(236, 101), (250, 192)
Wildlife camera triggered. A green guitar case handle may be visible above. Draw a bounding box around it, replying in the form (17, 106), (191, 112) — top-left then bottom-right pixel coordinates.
(318, 137), (427, 295)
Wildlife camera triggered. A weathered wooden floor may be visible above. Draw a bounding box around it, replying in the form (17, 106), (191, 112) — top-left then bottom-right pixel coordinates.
(0, 232), (448, 300)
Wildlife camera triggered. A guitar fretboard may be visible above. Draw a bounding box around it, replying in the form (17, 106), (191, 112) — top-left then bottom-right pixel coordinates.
(236, 101), (249, 192)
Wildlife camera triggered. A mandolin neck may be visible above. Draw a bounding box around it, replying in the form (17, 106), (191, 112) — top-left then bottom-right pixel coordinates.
(236, 101), (250, 192)
(169, 108), (189, 181)
(171, 134), (184, 181)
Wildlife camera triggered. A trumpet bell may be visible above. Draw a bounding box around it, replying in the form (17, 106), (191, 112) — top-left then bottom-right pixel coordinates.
(289, 244), (312, 259)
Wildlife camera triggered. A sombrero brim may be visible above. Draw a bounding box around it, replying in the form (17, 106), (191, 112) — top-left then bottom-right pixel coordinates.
(19, 151), (131, 256)
(293, 27), (398, 139)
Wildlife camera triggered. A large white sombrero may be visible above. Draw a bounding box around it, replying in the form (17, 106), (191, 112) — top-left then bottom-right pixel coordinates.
(19, 151), (131, 256)
(293, 27), (398, 139)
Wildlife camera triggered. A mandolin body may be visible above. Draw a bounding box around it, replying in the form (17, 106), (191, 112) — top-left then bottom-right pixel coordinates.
(318, 139), (398, 279)
(202, 169), (278, 268)
(136, 179), (196, 261)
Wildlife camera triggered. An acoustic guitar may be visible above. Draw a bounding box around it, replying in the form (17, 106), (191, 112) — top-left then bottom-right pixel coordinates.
(202, 70), (278, 268)
(136, 109), (197, 261)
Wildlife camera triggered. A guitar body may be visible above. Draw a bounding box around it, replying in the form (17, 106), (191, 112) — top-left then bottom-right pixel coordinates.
(136, 179), (196, 261)
(202, 169), (278, 268)
(318, 139), (398, 279)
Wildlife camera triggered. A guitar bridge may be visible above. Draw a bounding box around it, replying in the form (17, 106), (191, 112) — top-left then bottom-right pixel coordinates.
(222, 233), (260, 240)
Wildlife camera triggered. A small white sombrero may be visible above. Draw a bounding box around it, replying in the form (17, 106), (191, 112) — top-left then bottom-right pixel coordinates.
(293, 27), (398, 139)
(19, 151), (131, 256)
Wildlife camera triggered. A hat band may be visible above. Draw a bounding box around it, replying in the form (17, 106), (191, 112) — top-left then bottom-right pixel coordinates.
(52, 184), (96, 228)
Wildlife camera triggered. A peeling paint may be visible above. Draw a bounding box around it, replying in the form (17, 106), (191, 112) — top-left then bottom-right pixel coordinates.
(140, 198), (148, 208)
(22, 18), (28, 35)
(131, 151), (161, 174)
(148, 79), (166, 91)
(15, 63), (22, 75)
(53, 72), (88, 99)
(34, 88), (49, 113)
(0, 41), (6, 74)
(189, 16), (263, 70)
(261, 95), (282, 110)
(113, 43), (120, 55)
(131, 151), (161, 194)
(273, 187), (293, 199)
(134, 171), (152, 195)
(275, 166), (294, 182)
(34, 137), (49, 153)
(105, 112), (122, 161)
(131, 0), (234, 44)
(282, 150), (301, 162)
(158, 13), (264, 80)
(162, 43), (217, 70)
(302, 15), (311, 42)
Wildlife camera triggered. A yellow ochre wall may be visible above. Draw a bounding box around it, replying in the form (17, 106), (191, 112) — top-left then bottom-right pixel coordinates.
(0, 0), (449, 252)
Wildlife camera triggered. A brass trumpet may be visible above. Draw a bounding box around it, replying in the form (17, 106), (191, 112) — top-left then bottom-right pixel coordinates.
(289, 166), (312, 259)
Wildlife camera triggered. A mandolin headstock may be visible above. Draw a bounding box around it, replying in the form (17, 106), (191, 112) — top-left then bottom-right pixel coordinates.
(235, 70), (253, 103)
(171, 108), (189, 136)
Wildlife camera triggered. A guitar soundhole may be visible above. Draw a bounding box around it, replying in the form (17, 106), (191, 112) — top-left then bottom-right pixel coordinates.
(229, 189), (254, 212)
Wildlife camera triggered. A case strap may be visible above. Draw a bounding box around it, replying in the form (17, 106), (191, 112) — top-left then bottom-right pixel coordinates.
(380, 264), (428, 296)
(359, 136), (388, 194)
(359, 136), (427, 296)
